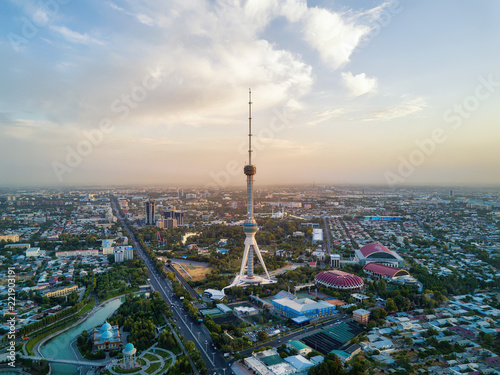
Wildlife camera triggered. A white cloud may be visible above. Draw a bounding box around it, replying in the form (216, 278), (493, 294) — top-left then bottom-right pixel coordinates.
(341, 71), (377, 97)
(300, 7), (369, 69)
(305, 108), (346, 127)
(262, 138), (323, 155)
(364, 97), (427, 121)
(50, 26), (103, 45)
(240, 0), (393, 69)
(136, 14), (155, 26)
(0, 0), (405, 185)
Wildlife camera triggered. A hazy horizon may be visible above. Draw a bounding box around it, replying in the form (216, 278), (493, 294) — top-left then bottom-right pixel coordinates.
(1, 1), (499, 188)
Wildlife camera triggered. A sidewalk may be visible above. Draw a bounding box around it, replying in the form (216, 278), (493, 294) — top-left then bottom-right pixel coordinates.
(106, 345), (176, 375)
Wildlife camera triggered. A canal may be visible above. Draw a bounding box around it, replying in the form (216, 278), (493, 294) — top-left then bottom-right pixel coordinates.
(39, 298), (123, 375)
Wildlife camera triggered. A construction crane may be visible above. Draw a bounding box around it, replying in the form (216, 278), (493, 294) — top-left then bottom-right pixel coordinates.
(156, 231), (167, 248)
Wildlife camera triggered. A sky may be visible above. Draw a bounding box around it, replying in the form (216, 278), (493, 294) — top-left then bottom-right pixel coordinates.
(0, 0), (499, 188)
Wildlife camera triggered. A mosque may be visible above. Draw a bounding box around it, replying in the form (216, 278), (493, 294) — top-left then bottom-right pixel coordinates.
(93, 321), (122, 352)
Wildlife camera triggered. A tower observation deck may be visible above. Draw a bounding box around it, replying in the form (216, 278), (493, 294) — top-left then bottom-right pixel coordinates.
(226, 90), (276, 288)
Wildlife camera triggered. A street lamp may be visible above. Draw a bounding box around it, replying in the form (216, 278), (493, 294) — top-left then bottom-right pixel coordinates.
(205, 340), (208, 352)
(223, 368), (227, 375)
(212, 352), (215, 363)
(191, 322), (193, 331)
(198, 332), (201, 342)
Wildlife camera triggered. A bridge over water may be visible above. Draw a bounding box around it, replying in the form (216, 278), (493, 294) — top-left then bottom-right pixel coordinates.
(20, 355), (113, 367)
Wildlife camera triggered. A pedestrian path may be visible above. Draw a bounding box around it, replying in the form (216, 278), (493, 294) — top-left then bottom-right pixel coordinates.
(106, 345), (176, 375)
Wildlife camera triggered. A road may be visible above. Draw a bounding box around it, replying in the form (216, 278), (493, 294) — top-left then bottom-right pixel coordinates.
(111, 200), (231, 375)
(323, 216), (333, 253)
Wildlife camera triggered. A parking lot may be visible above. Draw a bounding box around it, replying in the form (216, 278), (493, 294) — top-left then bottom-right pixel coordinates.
(243, 324), (290, 343)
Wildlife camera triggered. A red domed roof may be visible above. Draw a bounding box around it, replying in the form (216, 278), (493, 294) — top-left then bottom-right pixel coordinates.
(363, 262), (409, 278)
(315, 270), (364, 289)
(359, 243), (394, 258)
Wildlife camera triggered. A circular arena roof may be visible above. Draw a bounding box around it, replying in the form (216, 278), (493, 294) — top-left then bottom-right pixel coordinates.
(359, 243), (395, 258)
(315, 270), (364, 289)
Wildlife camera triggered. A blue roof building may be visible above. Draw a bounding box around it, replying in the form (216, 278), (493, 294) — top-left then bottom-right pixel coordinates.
(272, 298), (336, 319)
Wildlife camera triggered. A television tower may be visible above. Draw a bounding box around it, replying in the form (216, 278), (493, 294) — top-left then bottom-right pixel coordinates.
(227, 90), (276, 288)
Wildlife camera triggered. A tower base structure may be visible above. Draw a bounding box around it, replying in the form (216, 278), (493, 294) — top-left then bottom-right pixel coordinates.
(225, 222), (277, 290)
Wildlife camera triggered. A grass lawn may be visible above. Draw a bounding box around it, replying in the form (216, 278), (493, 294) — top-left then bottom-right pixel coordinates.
(154, 349), (171, 359)
(145, 361), (161, 374)
(144, 353), (160, 362)
(112, 365), (142, 374)
(80, 298), (96, 314)
(172, 263), (212, 282)
(101, 287), (139, 302)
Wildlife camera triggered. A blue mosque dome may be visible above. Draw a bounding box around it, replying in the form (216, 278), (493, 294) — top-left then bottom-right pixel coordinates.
(100, 321), (112, 332)
(101, 330), (113, 340)
(123, 343), (136, 355)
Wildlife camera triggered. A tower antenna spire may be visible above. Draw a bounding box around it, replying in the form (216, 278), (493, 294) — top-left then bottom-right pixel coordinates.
(223, 89), (276, 290)
(248, 88), (252, 165)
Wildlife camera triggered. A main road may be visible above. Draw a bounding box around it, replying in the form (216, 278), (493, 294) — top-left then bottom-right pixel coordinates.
(111, 200), (231, 375)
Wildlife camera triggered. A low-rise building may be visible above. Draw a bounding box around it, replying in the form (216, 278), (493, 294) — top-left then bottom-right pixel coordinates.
(272, 297), (336, 319)
(56, 249), (99, 258)
(353, 308), (370, 325)
(287, 340), (313, 356)
(25, 247), (46, 258)
(42, 284), (78, 298)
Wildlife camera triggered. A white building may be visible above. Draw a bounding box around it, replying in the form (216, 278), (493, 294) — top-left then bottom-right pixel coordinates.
(25, 247), (45, 258)
(114, 248), (124, 263)
(203, 289), (225, 301)
(312, 229), (323, 243)
(114, 246), (133, 260)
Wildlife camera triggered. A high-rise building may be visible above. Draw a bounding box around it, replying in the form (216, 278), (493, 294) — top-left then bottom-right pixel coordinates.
(226, 90), (276, 288)
(114, 248), (124, 263)
(145, 200), (155, 226)
(165, 218), (177, 229)
(164, 209), (183, 226)
(123, 246), (133, 260)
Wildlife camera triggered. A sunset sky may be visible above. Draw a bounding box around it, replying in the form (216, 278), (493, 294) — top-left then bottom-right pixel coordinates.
(1, 0), (499, 187)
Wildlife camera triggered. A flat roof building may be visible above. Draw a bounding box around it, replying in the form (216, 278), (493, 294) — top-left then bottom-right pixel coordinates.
(272, 297), (336, 319)
(203, 289), (225, 301)
(42, 284), (78, 298)
(25, 247), (45, 258)
(353, 308), (370, 325)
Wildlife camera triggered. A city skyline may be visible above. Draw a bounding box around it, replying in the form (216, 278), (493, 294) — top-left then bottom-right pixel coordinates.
(1, 0), (500, 187)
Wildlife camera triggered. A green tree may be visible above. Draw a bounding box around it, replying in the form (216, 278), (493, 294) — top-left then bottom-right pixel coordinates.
(385, 298), (397, 313)
(308, 353), (344, 375)
(257, 330), (268, 342)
